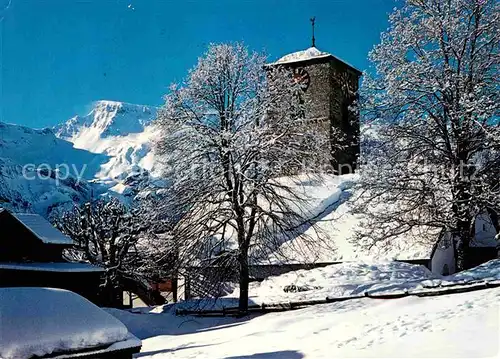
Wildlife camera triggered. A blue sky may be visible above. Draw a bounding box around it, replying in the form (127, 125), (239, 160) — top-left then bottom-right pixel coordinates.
(0, 0), (397, 128)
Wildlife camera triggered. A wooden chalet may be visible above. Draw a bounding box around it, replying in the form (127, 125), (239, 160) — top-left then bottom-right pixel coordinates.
(0, 209), (104, 305)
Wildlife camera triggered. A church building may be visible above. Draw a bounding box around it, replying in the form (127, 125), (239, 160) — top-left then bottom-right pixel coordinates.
(269, 19), (362, 174)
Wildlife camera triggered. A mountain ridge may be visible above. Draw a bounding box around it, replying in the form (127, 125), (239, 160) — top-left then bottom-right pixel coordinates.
(0, 100), (161, 216)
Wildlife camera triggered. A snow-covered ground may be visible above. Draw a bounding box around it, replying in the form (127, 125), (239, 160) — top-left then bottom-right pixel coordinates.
(227, 259), (500, 305)
(186, 259), (499, 309)
(107, 260), (500, 358)
(173, 174), (434, 267)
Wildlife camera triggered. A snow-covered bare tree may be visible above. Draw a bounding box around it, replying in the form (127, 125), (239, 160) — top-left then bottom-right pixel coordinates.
(154, 43), (331, 312)
(357, 0), (499, 270)
(54, 198), (167, 305)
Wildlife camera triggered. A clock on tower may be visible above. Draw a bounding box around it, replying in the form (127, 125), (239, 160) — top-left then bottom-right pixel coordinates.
(293, 67), (311, 91)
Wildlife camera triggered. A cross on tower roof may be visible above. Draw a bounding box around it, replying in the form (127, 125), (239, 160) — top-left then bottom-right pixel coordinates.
(310, 16), (316, 47)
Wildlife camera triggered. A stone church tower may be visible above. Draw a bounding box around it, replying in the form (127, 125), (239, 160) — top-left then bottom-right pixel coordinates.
(270, 40), (361, 174)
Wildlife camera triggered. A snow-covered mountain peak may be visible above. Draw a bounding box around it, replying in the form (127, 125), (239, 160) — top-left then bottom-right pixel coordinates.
(55, 100), (157, 142)
(0, 97), (163, 217)
(53, 100), (161, 189)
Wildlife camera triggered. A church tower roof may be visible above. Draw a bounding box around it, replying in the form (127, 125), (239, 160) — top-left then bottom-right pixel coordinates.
(273, 46), (331, 65)
(270, 46), (362, 75)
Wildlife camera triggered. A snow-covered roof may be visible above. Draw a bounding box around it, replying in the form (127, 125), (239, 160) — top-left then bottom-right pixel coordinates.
(270, 46), (361, 73)
(51, 334), (142, 358)
(0, 287), (135, 359)
(0, 261), (104, 273)
(11, 212), (73, 245)
(274, 46), (332, 64)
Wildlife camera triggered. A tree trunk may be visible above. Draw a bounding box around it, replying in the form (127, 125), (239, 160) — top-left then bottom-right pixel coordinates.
(455, 236), (469, 272)
(238, 245), (250, 315)
(172, 272), (178, 303)
(455, 216), (472, 272)
(452, 150), (473, 272)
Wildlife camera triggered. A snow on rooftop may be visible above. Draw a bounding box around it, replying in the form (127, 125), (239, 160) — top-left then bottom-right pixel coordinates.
(273, 46), (331, 65)
(0, 287), (130, 359)
(0, 261), (104, 273)
(49, 334), (141, 359)
(270, 46), (362, 73)
(12, 213), (73, 245)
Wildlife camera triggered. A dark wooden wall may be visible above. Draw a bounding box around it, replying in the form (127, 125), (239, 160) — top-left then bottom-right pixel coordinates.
(0, 269), (103, 305)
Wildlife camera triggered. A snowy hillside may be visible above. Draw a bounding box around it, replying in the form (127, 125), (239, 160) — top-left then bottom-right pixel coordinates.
(0, 122), (106, 216)
(0, 121), (106, 177)
(260, 174), (434, 263)
(234, 261), (439, 304)
(229, 259), (500, 304)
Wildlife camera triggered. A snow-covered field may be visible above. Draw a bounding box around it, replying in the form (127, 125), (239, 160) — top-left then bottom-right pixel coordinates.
(108, 260), (500, 358)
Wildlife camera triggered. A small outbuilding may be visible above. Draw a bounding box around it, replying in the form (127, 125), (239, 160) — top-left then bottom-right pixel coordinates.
(0, 209), (104, 304)
(430, 209), (500, 275)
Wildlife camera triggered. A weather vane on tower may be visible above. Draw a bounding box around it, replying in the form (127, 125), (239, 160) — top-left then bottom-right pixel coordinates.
(310, 16), (316, 47)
